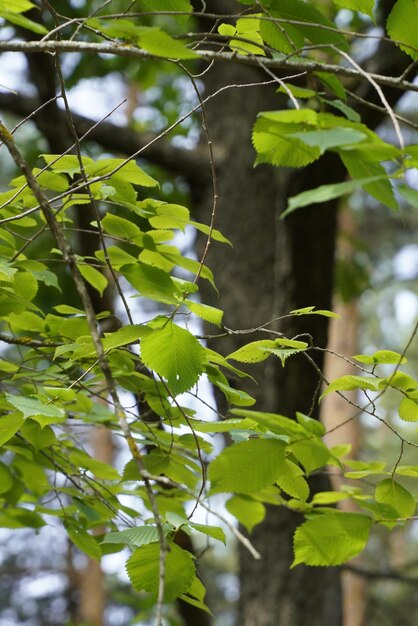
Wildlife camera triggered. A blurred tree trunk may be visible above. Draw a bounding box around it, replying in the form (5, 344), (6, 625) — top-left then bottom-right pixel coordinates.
(77, 427), (113, 626)
(322, 206), (366, 626)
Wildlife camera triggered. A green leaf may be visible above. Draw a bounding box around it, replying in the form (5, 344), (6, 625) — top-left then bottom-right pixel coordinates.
(399, 398), (418, 422)
(5, 394), (65, 425)
(214, 381), (256, 407)
(79, 264), (108, 297)
(208, 438), (286, 494)
(102, 324), (149, 351)
(141, 27), (198, 59)
(230, 408), (307, 437)
(220, 16), (266, 56)
(101, 213), (142, 240)
(340, 151), (398, 210)
(289, 439), (330, 474)
(268, 0), (348, 50)
(227, 340), (278, 363)
(189, 523), (226, 544)
(387, 0), (418, 59)
(226, 495), (266, 532)
(65, 523), (102, 560)
(103, 526), (171, 546)
(0, 413), (24, 446)
(184, 300), (223, 327)
(0, 461), (13, 493)
(86, 158), (158, 187)
(122, 264), (179, 304)
(140, 321), (205, 395)
(332, 0), (375, 18)
(353, 350), (407, 365)
(0, 11), (47, 34)
(320, 375), (380, 399)
(277, 459), (309, 501)
(375, 478), (416, 518)
(290, 127), (366, 153)
(0, 0), (35, 11)
(283, 176), (385, 217)
(259, 338), (308, 366)
(137, 0), (192, 23)
(189, 417), (256, 433)
(21, 421), (56, 450)
(126, 541), (195, 602)
(293, 513), (372, 566)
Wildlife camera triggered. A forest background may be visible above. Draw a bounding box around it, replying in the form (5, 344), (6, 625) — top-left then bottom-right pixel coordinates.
(0, 2), (417, 626)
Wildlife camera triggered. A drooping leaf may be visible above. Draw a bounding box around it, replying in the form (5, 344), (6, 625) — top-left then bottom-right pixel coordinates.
(340, 151), (398, 210)
(184, 300), (223, 327)
(189, 523), (226, 544)
(292, 512), (372, 566)
(320, 375), (380, 399)
(102, 324), (150, 351)
(65, 523), (102, 560)
(289, 438), (330, 474)
(79, 264), (108, 297)
(332, 0), (375, 18)
(399, 397), (418, 422)
(375, 478), (416, 518)
(387, 0), (418, 59)
(0, 413), (24, 447)
(209, 438), (286, 494)
(0, 11), (47, 34)
(5, 394), (65, 425)
(227, 340), (277, 363)
(226, 495), (266, 532)
(140, 321), (205, 395)
(103, 525), (172, 547)
(126, 541), (195, 602)
(283, 176), (385, 217)
(353, 350), (407, 365)
(122, 264), (180, 304)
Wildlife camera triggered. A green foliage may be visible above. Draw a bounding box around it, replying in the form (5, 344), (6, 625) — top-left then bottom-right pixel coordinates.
(0, 1), (417, 620)
(293, 513), (373, 566)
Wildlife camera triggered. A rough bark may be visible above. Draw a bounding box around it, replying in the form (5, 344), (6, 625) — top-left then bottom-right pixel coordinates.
(192, 28), (344, 626)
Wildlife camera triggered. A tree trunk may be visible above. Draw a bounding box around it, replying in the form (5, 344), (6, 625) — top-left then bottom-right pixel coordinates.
(322, 207), (366, 626)
(193, 29), (343, 626)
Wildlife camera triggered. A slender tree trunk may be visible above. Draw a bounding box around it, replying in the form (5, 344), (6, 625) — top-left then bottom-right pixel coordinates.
(322, 206), (366, 626)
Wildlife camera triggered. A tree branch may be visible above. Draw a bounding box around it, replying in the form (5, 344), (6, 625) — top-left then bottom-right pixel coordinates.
(0, 91), (205, 182)
(0, 40), (416, 93)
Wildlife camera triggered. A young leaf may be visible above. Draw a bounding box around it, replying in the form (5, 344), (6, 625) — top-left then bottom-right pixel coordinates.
(140, 321), (205, 395)
(189, 523), (226, 544)
(332, 0), (375, 18)
(5, 394), (65, 425)
(227, 340), (277, 363)
(65, 524), (102, 560)
(208, 438), (286, 494)
(353, 350), (407, 365)
(102, 324), (150, 351)
(375, 478), (416, 518)
(0, 414), (25, 446)
(283, 176), (385, 217)
(320, 375), (380, 399)
(289, 438), (330, 474)
(293, 513), (372, 567)
(79, 264), (108, 297)
(103, 525), (171, 547)
(184, 300), (223, 327)
(126, 541), (195, 602)
(398, 397), (418, 422)
(226, 495), (266, 532)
